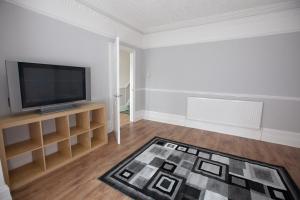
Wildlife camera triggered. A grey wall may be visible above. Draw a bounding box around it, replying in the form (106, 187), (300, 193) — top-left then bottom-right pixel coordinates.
(0, 1), (144, 118)
(143, 32), (300, 133)
(135, 49), (146, 111)
(1, 0), (299, 135)
(0, 1), (110, 116)
(0, 1), (109, 169)
(0, 1), (145, 169)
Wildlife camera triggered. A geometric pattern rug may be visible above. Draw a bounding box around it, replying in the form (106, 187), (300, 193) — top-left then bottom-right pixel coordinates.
(99, 137), (300, 200)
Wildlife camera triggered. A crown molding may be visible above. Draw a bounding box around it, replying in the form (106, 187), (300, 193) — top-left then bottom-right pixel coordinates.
(4, 0), (300, 49)
(74, 0), (300, 35)
(144, 1), (300, 33)
(142, 8), (300, 49)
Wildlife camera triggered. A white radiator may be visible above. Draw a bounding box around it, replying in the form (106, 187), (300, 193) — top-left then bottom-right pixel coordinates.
(187, 97), (263, 129)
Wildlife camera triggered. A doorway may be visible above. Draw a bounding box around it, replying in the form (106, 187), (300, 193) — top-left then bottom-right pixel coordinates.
(109, 38), (135, 144)
(119, 49), (130, 126)
(119, 46), (135, 127)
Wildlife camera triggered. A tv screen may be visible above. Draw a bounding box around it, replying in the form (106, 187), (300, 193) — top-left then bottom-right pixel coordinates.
(18, 62), (87, 108)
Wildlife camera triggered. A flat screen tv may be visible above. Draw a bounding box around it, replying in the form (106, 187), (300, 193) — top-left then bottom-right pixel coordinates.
(6, 61), (91, 113)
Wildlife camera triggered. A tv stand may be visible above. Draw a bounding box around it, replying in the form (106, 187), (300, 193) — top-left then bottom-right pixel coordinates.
(0, 103), (107, 190)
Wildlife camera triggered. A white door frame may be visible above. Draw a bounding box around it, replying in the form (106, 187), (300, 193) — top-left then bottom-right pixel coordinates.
(120, 45), (136, 122)
(109, 42), (136, 136)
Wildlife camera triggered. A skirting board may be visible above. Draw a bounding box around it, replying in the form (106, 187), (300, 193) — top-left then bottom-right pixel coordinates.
(135, 110), (300, 148)
(262, 128), (300, 148)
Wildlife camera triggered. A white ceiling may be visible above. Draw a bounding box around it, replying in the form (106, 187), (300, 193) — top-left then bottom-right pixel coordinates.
(77, 0), (300, 33)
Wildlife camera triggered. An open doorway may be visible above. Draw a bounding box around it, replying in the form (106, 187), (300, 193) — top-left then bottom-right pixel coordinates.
(108, 38), (135, 144)
(119, 46), (135, 127)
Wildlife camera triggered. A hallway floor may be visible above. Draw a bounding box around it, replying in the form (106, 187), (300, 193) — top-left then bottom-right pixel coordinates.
(120, 113), (130, 127)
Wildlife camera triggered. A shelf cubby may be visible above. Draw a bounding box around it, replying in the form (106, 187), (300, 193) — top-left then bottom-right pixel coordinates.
(71, 132), (91, 158)
(8, 148), (45, 189)
(44, 139), (71, 170)
(4, 122), (43, 159)
(90, 126), (107, 148)
(42, 116), (69, 146)
(90, 108), (105, 130)
(0, 103), (107, 190)
(69, 112), (90, 136)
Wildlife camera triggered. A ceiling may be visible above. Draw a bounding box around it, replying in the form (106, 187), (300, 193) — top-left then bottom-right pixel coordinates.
(77, 0), (300, 33)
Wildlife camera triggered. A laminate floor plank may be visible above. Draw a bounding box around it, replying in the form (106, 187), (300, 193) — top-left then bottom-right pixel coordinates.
(12, 120), (300, 200)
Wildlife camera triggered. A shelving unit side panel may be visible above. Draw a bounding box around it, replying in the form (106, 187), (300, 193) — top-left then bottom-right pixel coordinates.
(29, 121), (43, 146)
(0, 129), (9, 185)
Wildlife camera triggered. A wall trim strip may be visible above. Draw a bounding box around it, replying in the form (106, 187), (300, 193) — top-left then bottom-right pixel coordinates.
(136, 88), (300, 102)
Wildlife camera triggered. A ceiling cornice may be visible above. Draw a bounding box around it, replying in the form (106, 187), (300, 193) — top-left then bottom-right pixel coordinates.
(142, 8), (300, 49)
(143, 1), (300, 33)
(75, 0), (300, 34)
(3, 0), (300, 49)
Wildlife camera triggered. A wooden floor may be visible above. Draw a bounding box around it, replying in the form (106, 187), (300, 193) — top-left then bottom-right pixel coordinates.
(120, 113), (130, 127)
(12, 120), (300, 200)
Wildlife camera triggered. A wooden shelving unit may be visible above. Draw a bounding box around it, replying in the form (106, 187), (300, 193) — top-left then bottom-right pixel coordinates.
(0, 103), (107, 190)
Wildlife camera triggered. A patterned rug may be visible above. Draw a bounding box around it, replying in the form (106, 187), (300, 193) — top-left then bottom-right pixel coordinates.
(99, 137), (300, 200)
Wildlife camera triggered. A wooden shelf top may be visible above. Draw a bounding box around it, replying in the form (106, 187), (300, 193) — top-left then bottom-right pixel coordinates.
(70, 127), (89, 137)
(9, 162), (43, 190)
(6, 140), (41, 160)
(43, 132), (68, 146)
(0, 103), (105, 129)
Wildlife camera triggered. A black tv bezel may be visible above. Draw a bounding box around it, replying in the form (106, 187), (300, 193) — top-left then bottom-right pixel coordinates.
(18, 62), (87, 108)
